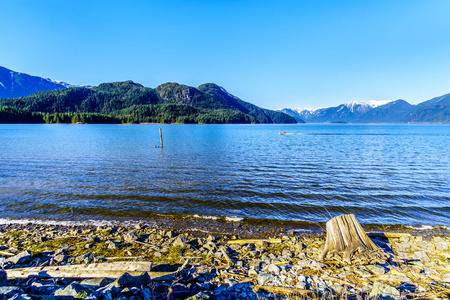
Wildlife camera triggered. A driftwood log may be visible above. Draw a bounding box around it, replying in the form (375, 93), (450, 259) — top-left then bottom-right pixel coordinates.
(319, 214), (382, 264)
(6, 261), (172, 280)
(227, 239), (282, 245)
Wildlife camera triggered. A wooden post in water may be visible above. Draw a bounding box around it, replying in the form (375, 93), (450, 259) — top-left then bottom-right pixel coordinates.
(159, 128), (163, 149)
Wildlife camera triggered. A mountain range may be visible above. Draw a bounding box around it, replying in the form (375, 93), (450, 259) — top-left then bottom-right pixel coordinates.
(279, 95), (450, 124)
(0, 66), (296, 124)
(1, 65), (448, 123)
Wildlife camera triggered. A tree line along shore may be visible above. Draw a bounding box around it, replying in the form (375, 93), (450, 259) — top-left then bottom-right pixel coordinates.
(0, 221), (448, 300)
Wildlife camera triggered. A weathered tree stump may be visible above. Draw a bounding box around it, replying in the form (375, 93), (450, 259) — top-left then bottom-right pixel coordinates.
(319, 214), (382, 264)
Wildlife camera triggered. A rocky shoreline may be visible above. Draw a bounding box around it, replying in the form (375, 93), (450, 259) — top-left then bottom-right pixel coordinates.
(0, 222), (449, 300)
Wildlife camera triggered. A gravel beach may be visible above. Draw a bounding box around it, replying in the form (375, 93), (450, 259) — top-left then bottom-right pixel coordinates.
(0, 221), (449, 300)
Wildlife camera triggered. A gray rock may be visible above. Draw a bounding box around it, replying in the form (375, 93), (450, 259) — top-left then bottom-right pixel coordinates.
(96, 283), (122, 299)
(248, 269), (258, 276)
(173, 236), (190, 248)
(281, 250), (293, 258)
(354, 266), (371, 277)
(118, 287), (141, 298)
(296, 281), (307, 289)
(0, 286), (24, 298)
(414, 251), (431, 262)
(267, 264), (281, 275)
(116, 272), (150, 288)
(54, 282), (86, 297)
(9, 294), (32, 300)
(6, 250), (32, 265)
(75, 253), (93, 264)
(314, 277), (328, 292)
(330, 283), (345, 295)
(295, 259), (326, 270)
(229, 244), (241, 251)
(435, 241), (449, 251)
(186, 291), (213, 300)
(443, 277), (450, 288)
(54, 246), (69, 256)
(260, 254), (270, 263)
(257, 273), (278, 286)
(396, 242), (411, 252)
(255, 241), (269, 248)
(81, 278), (112, 289)
(170, 283), (192, 299)
(124, 230), (140, 243)
(369, 281), (400, 300)
(27, 282), (61, 295)
(366, 264), (386, 275)
(203, 242), (216, 251)
(0, 271), (7, 286)
(399, 235), (410, 243)
(105, 240), (119, 250)
(224, 279), (236, 287)
(53, 254), (67, 263)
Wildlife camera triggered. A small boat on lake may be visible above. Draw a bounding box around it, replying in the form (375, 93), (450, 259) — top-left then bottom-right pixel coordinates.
(279, 132), (288, 135)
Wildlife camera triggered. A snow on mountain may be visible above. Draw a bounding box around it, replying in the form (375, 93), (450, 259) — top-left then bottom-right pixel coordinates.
(279, 99), (398, 123)
(47, 79), (73, 88)
(343, 100), (394, 113)
(47, 79), (92, 88)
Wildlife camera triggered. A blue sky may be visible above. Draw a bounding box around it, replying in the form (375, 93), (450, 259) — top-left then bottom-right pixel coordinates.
(1, 0), (450, 109)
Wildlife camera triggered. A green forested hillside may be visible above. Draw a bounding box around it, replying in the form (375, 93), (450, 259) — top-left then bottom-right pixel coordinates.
(0, 81), (297, 124)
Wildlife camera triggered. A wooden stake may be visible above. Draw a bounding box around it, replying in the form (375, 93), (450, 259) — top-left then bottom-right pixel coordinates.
(159, 128), (163, 148)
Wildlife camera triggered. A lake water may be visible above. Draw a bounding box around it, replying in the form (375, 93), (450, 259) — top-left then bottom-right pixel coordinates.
(0, 124), (449, 229)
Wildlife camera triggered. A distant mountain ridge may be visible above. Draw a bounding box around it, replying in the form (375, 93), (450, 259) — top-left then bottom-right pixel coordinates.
(0, 66), (70, 98)
(280, 96), (450, 124)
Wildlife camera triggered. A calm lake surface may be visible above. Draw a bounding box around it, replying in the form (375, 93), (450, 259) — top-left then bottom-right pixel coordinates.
(0, 124), (449, 228)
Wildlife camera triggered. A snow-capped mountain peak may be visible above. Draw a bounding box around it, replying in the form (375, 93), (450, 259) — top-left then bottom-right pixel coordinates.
(344, 99), (394, 113)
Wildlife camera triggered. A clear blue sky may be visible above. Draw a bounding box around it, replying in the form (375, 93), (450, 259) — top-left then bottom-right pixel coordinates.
(1, 0), (450, 109)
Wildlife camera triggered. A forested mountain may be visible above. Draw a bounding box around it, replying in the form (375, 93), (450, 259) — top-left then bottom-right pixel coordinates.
(0, 80), (297, 124)
(0, 66), (68, 98)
